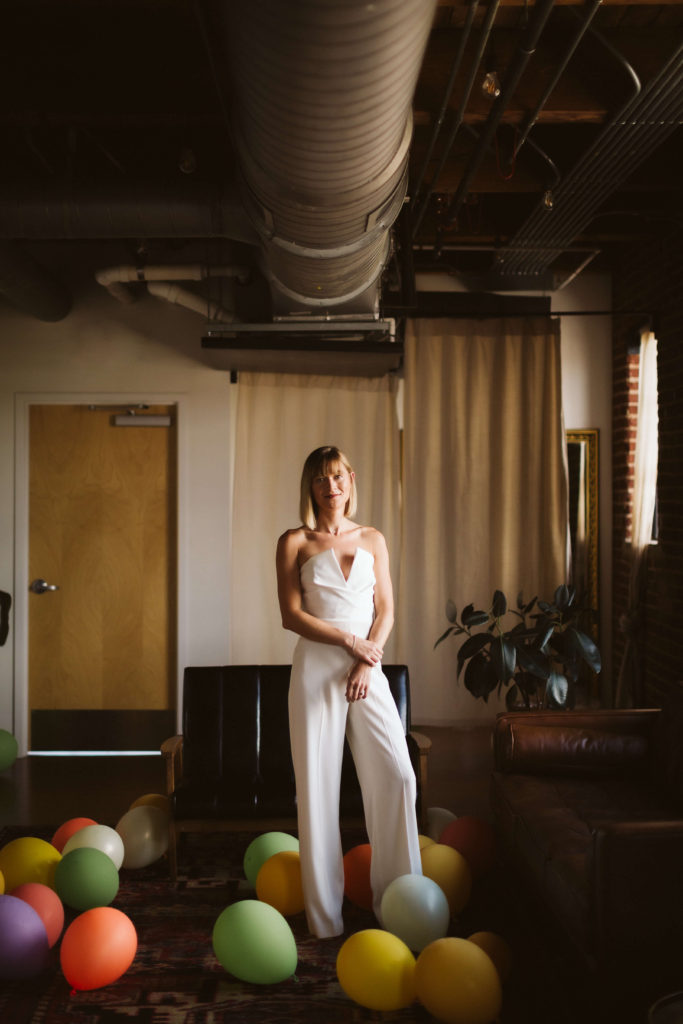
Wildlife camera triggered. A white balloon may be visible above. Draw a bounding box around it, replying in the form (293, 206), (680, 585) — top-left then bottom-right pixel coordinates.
(115, 805), (169, 869)
(381, 873), (450, 951)
(426, 806), (457, 842)
(62, 823), (125, 870)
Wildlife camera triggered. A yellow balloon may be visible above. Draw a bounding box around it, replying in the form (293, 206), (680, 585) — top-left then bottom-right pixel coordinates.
(415, 937), (503, 1024)
(255, 851), (305, 917)
(336, 929), (416, 1012)
(421, 843), (472, 914)
(129, 793), (170, 815)
(0, 837), (62, 892)
(419, 834), (436, 850)
(467, 931), (513, 983)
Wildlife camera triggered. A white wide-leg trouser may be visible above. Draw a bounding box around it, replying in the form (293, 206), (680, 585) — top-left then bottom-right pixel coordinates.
(289, 638), (422, 938)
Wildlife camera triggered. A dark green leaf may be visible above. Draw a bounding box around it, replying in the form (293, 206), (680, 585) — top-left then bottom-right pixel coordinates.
(461, 605), (490, 628)
(535, 624), (555, 651)
(537, 600), (552, 614)
(456, 632), (492, 678)
(546, 670), (569, 708)
(554, 584), (570, 611)
(492, 590), (507, 617)
(567, 627), (602, 673)
(523, 595), (538, 615)
(445, 599), (458, 624)
(463, 653), (498, 701)
(435, 625), (455, 649)
(515, 643), (551, 680)
(490, 637), (516, 682)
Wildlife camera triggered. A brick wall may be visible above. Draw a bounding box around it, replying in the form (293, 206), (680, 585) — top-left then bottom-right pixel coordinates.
(612, 230), (683, 706)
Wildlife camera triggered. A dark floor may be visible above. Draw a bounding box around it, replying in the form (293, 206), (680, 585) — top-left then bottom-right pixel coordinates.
(0, 726), (665, 1023)
(0, 724), (494, 829)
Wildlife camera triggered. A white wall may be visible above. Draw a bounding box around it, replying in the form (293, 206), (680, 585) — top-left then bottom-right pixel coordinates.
(0, 247), (613, 741)
(0, 244), (238, 743)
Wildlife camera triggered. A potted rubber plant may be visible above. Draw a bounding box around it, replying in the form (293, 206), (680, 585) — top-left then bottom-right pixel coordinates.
(435, 585), (601, 709)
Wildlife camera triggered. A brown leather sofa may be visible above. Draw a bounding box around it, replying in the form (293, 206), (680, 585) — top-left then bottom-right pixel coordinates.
(490, 692), (683, 981)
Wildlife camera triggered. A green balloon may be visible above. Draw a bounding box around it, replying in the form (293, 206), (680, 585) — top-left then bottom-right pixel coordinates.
(243, 832), (299, 888)
(0, 729), (18, 772)
(212, 900), (297, 984)
(54, 847), (119, 911)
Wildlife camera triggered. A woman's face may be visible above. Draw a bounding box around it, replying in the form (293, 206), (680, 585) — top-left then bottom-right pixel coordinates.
(311, 462), (354, 515)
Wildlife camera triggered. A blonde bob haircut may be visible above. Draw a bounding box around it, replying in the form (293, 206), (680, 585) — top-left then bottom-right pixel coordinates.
(300, 445), (357, 529)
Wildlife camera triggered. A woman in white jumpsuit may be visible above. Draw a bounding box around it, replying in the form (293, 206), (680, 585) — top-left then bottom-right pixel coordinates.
(276, 445), (422, 938)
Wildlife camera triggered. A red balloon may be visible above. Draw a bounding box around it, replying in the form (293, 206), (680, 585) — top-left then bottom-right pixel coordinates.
(10, 883), (64, 948)
(439, 816), (497, 879)
(60, 907), (137, 991)
(51, 818), (97, 854)
(343, 844), (373, 910)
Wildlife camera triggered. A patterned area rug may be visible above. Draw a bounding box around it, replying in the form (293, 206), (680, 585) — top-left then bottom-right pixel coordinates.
(1, 827), (442, 1024)
(1, 825), (641, 1024)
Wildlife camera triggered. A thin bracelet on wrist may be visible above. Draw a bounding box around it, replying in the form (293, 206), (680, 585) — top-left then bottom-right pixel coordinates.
(351, 635), (356, 651)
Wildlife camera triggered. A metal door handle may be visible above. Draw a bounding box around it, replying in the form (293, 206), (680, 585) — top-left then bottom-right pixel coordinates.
(30, 578), (60, 594)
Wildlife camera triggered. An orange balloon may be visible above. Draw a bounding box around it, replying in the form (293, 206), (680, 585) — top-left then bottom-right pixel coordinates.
(343, 844), (373, 910)
(11, 883), (64, 948)
(51, 818), (97, 854)
(60, 907), (137, 991)
(255, 851), (305, 916)
(439, 817), (497, 880)
(129, 793), (169, 815)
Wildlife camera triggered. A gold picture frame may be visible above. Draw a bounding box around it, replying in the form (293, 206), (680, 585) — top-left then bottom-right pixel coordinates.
(566, 429), (599, 639)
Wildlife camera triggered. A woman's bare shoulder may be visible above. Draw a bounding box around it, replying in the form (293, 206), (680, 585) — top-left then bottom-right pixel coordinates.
(277, 526), (307, 551)
(358, 525), (387, 554)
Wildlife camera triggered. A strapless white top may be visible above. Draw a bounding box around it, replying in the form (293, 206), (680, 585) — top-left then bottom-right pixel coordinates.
(299, 547), (375, 634)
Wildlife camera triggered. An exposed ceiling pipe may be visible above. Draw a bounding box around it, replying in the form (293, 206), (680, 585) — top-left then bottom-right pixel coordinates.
(0, 240), (72, 321)
(95, 263), (247, 321)
(511, 0), (604, 161)
(215, 0), (437, 317)
(409, 0), (481, 234)
(147, 281), (235, 322)
(411, 0), (501, 239)
(498, 43), (683, 278)
(0, 184), (259, 244)
(95, 264), (249, 302)
(439, 0), (557, 236)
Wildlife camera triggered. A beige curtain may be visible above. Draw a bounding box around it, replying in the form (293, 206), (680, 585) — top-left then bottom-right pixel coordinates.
(230, 372), (401, 664)
(397, 318), (568, 725)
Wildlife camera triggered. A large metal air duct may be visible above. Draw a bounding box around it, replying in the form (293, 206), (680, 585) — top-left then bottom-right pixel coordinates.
(222, 0), (436, 316)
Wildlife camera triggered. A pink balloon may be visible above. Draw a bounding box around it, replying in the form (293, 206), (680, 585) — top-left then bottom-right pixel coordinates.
(51, 817), (97, 853)
(11, 882), (65, 947)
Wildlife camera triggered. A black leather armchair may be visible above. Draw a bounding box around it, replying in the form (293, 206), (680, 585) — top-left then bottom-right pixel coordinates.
(161, 664), (430, 880)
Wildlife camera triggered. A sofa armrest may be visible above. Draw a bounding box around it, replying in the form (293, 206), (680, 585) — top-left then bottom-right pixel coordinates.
(161, 734), (183, 795)
(493, 709), (660, 775)
(592, 819), (683, 960)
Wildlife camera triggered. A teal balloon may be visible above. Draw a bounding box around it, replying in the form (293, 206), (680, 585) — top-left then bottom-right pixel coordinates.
(0, 729), (18, 772)
(381, 874), (450, 952)
(54, 848), (119, 911)
(243, 832), (299, 888)
(212, 900), (297, 984)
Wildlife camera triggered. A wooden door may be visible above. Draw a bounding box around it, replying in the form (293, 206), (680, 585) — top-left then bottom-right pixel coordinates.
(28, 404), (177, 751)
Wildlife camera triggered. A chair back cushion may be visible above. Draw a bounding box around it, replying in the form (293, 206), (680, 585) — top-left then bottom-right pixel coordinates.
(174, 663), (414, 820)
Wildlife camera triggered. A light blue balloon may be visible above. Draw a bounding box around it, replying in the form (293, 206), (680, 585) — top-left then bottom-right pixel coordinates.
(380, 873), (450, 951)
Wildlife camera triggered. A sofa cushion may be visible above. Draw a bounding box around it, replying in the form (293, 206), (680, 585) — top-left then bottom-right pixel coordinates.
(500, 723), (649, 775)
